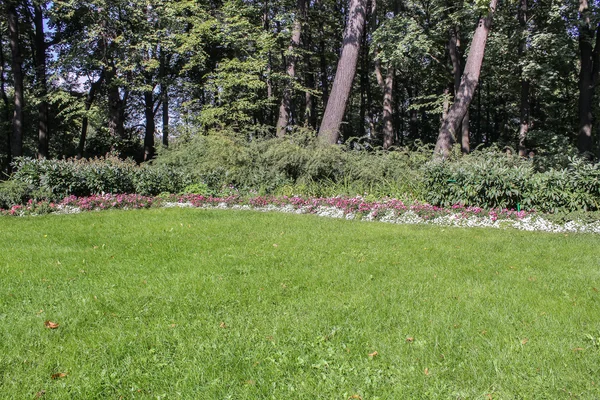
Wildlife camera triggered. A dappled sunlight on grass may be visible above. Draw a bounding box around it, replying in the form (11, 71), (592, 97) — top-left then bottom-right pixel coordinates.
(1, 209), (599, 398)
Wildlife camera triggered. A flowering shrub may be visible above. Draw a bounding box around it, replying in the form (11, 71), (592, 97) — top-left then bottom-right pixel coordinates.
(4, 193), (599, 233)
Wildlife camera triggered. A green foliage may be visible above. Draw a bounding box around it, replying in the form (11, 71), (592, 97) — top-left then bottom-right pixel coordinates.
(9, 156), (187, 200)
(155, 131), (427, 196)
(422, 147), (600, 212)
(157, 135), (600, 213)
(181, 182), (213, 196)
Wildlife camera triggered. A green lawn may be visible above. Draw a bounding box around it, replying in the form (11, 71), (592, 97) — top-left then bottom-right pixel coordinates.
(1, 209), (599, 399)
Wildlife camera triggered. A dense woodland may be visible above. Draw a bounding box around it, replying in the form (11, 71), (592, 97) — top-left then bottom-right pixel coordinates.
(1, 0), (600, 172)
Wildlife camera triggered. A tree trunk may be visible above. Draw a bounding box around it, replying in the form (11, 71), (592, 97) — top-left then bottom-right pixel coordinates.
(77, 71), (105, 159)
(577, 0), (599, 155)
(303, 28), (317, 129)
(518, 0), (529, 157)
(318, 0), (368, 144)
(434, 0), (498, 157)
(461, 110), (470, 153)
(162, 84), (169, 147)
(106, 65), (125, 142)
(382, 65), (394, 149)
(319, 39), (329, 114)
(276, 0), (304, 137)
(143, 89), (155, 161)
(0, 28), (11, 169)
(7, 3), (24, 159)
(34, 4), (49, 159)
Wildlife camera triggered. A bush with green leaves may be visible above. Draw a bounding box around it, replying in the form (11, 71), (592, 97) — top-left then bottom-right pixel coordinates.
(154, 130), (427, 197)
(9, 156), (188, 202)
(4, 134), (600, 214)
(422, 148), (600, 212)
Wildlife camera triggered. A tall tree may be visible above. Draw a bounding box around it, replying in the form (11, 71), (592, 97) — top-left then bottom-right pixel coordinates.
(517, 0), (530, 157)
(576, 0), (599, 155)
(7, 1), (24, 159)
(0, 27), (11, 168)
(435, 0), (498, 157)
(276, 0), (305, 137)
(33, 2), (49, 159)
(77, 71), (105, 158)
(318, 0), (368, 144)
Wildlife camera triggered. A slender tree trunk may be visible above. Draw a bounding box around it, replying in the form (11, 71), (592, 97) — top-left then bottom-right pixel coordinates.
(162, 84), (169, 147)
(461, 110), (470, 153)
(434, 0), (498, 157)
(158, 49), (170, 148)
(276, 0), (305, 137)
(319, 39), (329, 112)
(0, 28), (11, 169)
(577, 0), (599, 154)
(448, 25), (469, 152)
(304, 56), (317, 129)
(106, 64), (126, 143)
(382, 65), (394, 149)
(407, 82), (418, 139)
(518, 0), (530, 156)
(77, 71), (105, 159)
(34, 4), (49, 159)
(359, 30), (368, 138)
(143, 88), (155, 161)
(318, 0), (368, 144)
(7, 3), (24, 159)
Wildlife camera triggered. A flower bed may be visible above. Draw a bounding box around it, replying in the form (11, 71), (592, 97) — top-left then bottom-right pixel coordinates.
(2, 194), (599, 234)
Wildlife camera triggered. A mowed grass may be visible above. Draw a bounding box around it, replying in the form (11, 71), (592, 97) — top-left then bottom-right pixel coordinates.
(1, 209), (599, 399)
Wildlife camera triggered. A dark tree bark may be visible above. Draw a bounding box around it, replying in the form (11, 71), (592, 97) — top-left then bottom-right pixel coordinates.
(162, 84), (169, 147)
(33, 3), (49, 159)
(276, 0), (305, 137)
(143, 87), (155, 161)
(381, 65), (394, 149)
(359, 29), (368, 138)
(319, 38), (329, 113)
(158, 50), (170, 147)
(448, 25), (470, 153)
(577, 0), (600, 155)
(303, 35), (317, 129)
(7, 2), (24, 159)
(434, 0), (498, 157)
(318, 0), (368, 144)
(0, 28), (11, 169)
(106, 65), (125, 141)
(77, 71), (105, 159)
(518, 0), (530, 157)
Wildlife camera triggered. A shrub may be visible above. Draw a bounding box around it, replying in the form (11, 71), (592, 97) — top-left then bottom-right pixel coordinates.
(9, 156), (187, 201)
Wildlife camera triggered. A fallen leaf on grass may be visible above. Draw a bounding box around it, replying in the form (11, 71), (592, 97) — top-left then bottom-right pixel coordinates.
(368, 351), (378, 358)
(572, 347), (585, 352)
(51, 373), (67, 379)
(244, 380), (255, 385)
(348, 395), (363, 400)
(521, 338), (529, 345)
(273, 244), (278, 247)
(406, 337), (414, 343)
(35, 390), (46, 398)
(219, 322), (227, 329)
(424, 368), (430, 376)
(44, 321), (59, 329)
(593, 287), (598, 293)
(486, 395), (493, 400)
